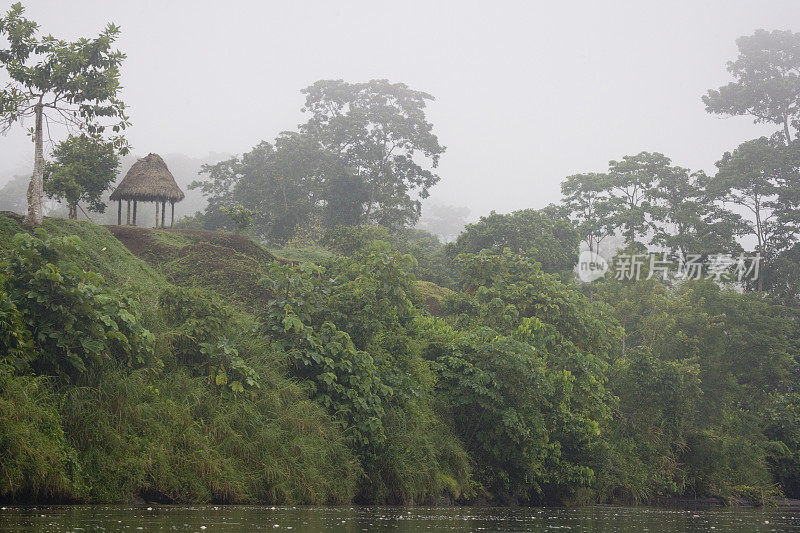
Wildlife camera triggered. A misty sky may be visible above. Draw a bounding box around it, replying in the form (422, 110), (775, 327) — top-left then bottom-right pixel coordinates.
(1, 0), (797, 218)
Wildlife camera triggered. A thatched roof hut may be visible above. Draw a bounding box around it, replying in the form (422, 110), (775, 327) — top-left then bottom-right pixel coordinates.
(110, 153), (184, 228)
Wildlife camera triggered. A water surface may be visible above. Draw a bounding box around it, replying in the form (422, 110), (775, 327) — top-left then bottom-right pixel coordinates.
(0, 504), (796, 532)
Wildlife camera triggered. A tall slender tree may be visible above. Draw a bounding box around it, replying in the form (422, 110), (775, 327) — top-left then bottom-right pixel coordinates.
(0, 3), (129, 226)
(710, 137), (800, 289)
(703, 29), (800, 145)
(561, 172), (614, 253)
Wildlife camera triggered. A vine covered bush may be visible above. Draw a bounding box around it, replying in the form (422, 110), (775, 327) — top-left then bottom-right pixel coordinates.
(261, 262), (391, 451)
(1, 230), (154, 380)
(159, 286), (261, 395)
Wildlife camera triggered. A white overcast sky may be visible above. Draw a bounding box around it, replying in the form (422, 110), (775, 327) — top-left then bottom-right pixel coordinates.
(0, 0), (796, 217)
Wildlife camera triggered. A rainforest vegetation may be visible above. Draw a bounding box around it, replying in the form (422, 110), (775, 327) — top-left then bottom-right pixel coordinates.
(2, 4), (800, 507)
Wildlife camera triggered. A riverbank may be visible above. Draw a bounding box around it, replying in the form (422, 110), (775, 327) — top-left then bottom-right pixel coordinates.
(0, 215), (362, 504)
(2, 213), (799, 507)
(0, 215), (475, 505)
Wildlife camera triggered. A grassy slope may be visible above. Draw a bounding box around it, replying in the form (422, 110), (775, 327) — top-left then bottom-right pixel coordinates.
(415, 280), (456, 317)
(268, 245), (334, 264)
(0, 216), (359, 504)
(107, 225), (275, 309)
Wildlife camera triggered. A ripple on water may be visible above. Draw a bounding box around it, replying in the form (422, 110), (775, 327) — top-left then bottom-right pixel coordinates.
(0, 505), (798, 532)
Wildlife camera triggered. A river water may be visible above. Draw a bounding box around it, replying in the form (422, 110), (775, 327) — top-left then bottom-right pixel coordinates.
(0, 505), (797, 532)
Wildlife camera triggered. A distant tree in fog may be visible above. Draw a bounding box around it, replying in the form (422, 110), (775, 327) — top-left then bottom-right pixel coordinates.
(447, 206), (580, 274)
(416, 203), (470, 242)
(191, 79), (447, 240)
(301, 79), (445, 228)
(192, 132), (326, 242)
(703, 29), (800, 145)
(561, 173), (614, 254)
(0, 175), (28, 214)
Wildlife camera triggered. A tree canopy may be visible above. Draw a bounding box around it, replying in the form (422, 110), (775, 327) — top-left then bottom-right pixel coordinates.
(0, 2), (129, 226)
(703, 29), (800, 144)
(300, 79), (445, 228)
(43, 135), (120, 220)
(447, 207), (580, 274)
(190, 79), (446, 241)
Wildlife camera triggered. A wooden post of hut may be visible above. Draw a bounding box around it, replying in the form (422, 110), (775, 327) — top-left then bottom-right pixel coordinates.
(109, 153), (185, 229)
(126, 200), (131, 225)
(117, 199), (122, 225)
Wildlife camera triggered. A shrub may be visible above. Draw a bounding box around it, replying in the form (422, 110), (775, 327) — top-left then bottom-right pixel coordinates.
(159, 286), (261, 395)
(2, 230), (154, 380)
(0, 284), (35, 375)
(320, 225), (391, 256)
(262, 262), (391, 450)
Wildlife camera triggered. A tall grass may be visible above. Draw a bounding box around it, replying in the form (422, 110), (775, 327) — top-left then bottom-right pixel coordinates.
(0, 374), (82, 502)
(358, 402), (473, 505)
(58, 358), (359, 503)
(0, 217), (360, 503)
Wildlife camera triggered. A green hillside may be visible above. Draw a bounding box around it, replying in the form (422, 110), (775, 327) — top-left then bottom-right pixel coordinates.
(3, 214), (800, 507)
(0, 216), (359, 503)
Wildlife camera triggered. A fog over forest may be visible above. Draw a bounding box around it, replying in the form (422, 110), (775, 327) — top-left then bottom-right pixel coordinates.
(6, 0), (800, 520)
(1, 0), (796, 219)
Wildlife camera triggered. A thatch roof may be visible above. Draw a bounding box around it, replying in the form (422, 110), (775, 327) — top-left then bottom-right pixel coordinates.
(110, 153), (185, 202)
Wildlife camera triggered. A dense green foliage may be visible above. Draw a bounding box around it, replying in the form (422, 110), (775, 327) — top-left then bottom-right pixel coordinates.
(2, 230), (154, 379)
(420, 248), (617, 504)
(446, 206), (580, 275)
(589, 277), (800, 503)
(260, 243), (472, 503)
(5, 26), (800, 509)
(0, 218), (359, 504)
(4, 201), (800, 505)
(43, 135), (120, 220)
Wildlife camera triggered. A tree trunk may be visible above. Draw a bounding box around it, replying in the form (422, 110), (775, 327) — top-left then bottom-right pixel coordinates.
(69, 203), (77, 220)
(755, 198), (764, 291)
(784, 116), (792, 145)
(26, 103), (45, 226)
(363, 178), (376, 224)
